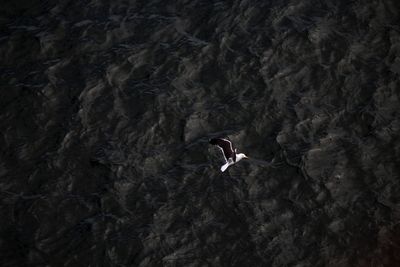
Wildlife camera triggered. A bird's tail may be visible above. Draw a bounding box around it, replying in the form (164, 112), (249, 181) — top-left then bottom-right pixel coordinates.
(220, 162), (230, 172)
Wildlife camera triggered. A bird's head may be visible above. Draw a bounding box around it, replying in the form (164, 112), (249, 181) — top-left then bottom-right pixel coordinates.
(238, 153), (249, 160)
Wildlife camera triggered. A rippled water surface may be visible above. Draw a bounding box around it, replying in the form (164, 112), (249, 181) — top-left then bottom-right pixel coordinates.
(1, 1), (400, 266)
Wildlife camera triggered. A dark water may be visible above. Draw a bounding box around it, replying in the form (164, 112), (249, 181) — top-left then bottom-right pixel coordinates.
(1, 1), (400, 266)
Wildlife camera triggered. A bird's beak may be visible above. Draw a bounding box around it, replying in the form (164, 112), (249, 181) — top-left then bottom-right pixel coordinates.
(244, 156), (249, 159)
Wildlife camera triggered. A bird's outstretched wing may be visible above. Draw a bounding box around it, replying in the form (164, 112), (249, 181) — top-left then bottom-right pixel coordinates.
(209, 138), (235, 162)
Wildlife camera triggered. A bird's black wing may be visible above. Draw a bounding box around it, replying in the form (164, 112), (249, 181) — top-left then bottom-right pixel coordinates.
(209, 138), (235, 162)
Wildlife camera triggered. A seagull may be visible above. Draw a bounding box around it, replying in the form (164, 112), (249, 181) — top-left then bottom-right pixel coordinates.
(209, 138), (248, 172)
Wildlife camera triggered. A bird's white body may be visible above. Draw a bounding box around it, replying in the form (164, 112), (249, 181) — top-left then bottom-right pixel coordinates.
(220, 153), (247, 172)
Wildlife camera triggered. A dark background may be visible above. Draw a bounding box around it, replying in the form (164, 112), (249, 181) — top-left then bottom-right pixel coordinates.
(1, 0), (400, 266)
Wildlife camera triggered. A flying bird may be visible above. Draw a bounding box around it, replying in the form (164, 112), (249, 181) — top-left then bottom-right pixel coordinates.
(209, 138), (248, 172)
